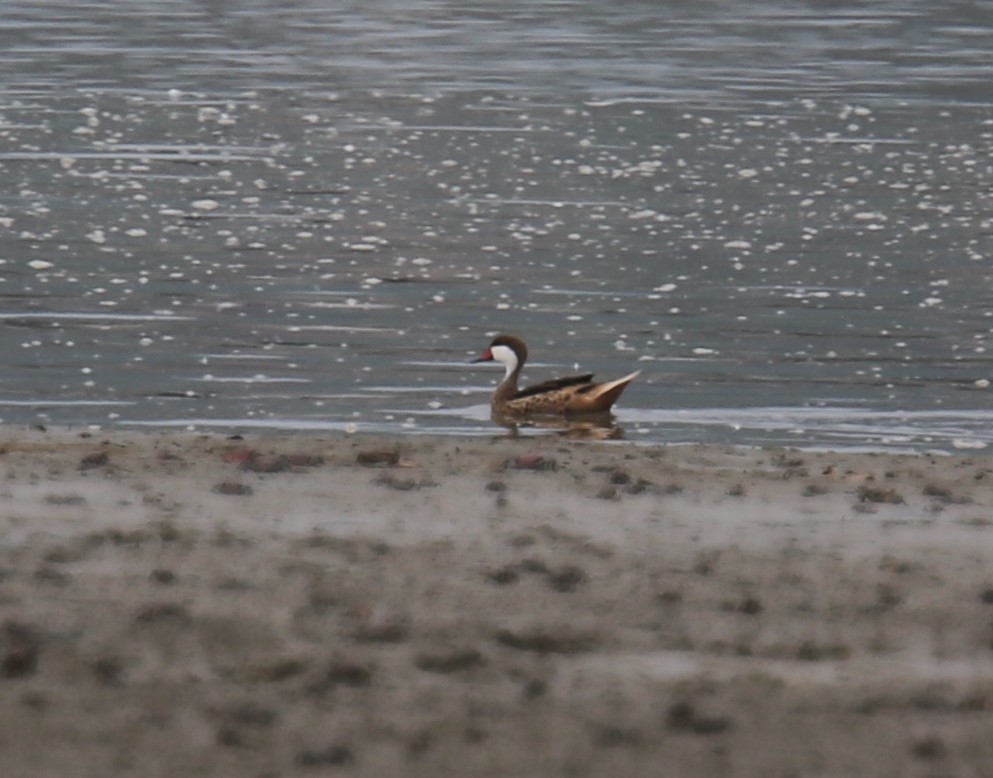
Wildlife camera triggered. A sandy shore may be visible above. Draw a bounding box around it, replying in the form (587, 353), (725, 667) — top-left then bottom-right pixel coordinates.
(1, 427), (992, 777)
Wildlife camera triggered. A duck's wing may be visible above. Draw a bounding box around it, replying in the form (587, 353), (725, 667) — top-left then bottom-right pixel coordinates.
(513, 373), (594, 399)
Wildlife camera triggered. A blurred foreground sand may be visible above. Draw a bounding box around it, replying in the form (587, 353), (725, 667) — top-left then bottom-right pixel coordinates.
(1, 428), (992, 777)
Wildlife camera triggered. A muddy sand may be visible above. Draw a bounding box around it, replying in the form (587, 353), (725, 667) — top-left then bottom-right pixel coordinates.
(1, 427), (992, 777)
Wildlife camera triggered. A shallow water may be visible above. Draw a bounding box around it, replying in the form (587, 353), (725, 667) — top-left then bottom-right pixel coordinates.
(2, 1), (993, 451)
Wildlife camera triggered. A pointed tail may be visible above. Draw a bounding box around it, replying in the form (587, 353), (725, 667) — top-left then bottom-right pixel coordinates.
(588, 370), (640, 411)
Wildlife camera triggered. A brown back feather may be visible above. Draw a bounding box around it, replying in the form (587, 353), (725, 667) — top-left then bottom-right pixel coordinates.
(512, 373), (594, 399)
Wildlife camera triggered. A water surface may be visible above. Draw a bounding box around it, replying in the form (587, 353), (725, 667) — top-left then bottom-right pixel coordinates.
(2, 1), (993, 451)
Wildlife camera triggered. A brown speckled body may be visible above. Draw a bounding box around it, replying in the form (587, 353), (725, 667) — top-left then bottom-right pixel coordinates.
(473, 334), (639, 418)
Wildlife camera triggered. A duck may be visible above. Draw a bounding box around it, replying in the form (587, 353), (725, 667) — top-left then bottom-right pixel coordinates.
(472, 334), (639, 417)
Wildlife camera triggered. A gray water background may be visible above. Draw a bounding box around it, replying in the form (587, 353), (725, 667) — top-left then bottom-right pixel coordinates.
(3, 1), (993, 451)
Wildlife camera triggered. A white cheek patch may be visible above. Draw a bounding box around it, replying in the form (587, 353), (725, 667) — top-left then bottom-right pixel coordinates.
(489, 344), (518, 379)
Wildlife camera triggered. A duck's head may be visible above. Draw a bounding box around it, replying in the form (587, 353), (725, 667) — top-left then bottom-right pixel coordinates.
(472, 334), (528, 379)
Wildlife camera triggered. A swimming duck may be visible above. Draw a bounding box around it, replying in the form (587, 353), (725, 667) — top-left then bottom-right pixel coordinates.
(472, 334), (639, 417)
